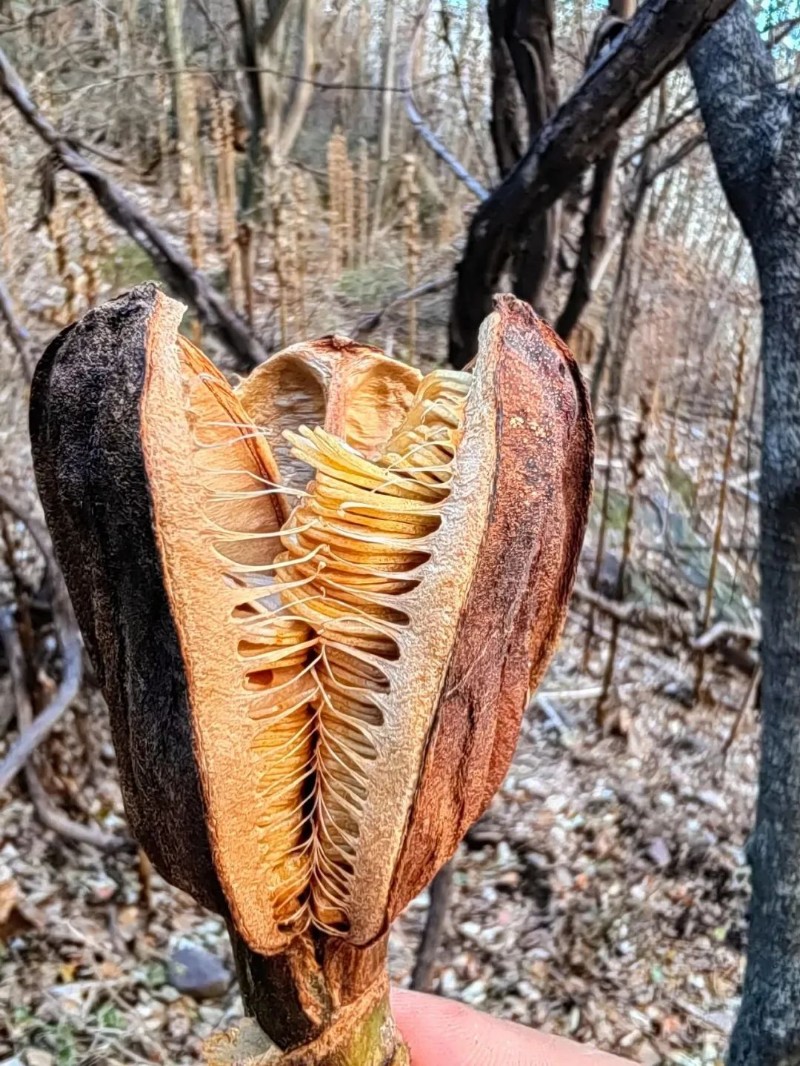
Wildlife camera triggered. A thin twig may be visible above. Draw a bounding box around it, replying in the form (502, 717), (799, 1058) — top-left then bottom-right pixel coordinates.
(0, 0), (85, 36)
(0, 277), (35, 380)
(619, 98), (698, 167)
(0, 589), (127, 852)
(48, 64), (448, 96)
(722, 666), (762, 758)
(691, 620), (760, 652)
(645, 130), (707, 188)
(352, 273), (455, 338)
(0, 488), (83, 794)
(535, 694), (573, 736)
(402, 5), (488, 202)
(411, 861), (455, 991)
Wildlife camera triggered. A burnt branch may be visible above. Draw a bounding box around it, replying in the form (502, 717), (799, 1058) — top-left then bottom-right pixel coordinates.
(556, 148), (617, 340)
(0, 609), (128, 851)
(0, 47), (267, 370)
(556, 6), (634, 342)
(449, 0), (736, 368)
(619, 96), (698, 167)
(488, 0), (558, 311)
(644, 130), (706, 187)
(352, 273), (455, 340)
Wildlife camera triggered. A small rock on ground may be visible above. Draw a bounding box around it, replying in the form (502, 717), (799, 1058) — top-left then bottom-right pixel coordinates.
(168, 944), (231, 1000)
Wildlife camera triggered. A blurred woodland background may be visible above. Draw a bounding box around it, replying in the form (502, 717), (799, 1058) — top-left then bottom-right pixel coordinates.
(0, 0), (797, 1063)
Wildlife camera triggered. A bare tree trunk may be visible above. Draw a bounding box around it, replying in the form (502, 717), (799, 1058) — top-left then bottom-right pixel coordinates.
(273, 0), (316, 162)
(234, 0), (294, 213)
(373, 0), (398, 241)
(689, 5), (800, 1063)
(163, 0), (198, 209)
(234, 0), (266, 214)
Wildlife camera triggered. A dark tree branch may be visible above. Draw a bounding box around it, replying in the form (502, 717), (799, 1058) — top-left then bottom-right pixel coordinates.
(488, 4), (524, 176)
(644, 130), (706, 187)
(619, 97), (699, 167)
(352, 274), (455, 339)
(0, 48), (267, 370)
(767, 13), (800, 46)
(0, 609), (128, 852)
(487, 0), (558, 311)
(556, 148), (617, 340)
(506, 0), (558, 134)
(448, 0), (736, 368)
(259, 0), (292, 50)
(556, 4), (635, 342)
(234, 0), (267, 213)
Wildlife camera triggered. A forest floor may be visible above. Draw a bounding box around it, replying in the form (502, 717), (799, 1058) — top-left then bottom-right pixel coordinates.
(0, 462), (756, 1066)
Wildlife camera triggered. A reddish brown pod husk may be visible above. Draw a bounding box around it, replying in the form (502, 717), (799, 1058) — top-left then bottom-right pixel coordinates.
(30, 283), (593, 1065)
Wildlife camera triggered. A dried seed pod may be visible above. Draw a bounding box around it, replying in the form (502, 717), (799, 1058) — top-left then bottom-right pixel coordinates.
(30, 284), (593, 1062)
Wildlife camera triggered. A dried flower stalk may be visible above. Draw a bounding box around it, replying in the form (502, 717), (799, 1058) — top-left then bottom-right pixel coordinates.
(47, 200), (77, 324)
(695, 327), (748, 698)
(30, 285), (593, 1065)
(76, 196), (101, 308)
(596, 396), (651, 726)
(356, 139), (369, 268)
(327, 129), (353, 277)
(213, 94), (243, 311)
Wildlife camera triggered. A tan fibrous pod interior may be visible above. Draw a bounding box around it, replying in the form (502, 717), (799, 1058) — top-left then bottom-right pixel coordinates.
(233, 338), (422, 490)
(187, 339), (473, 940)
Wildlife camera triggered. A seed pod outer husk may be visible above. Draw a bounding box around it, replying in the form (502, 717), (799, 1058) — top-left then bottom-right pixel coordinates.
(387, 296), (594, 919)
(29, 283), (225, 912)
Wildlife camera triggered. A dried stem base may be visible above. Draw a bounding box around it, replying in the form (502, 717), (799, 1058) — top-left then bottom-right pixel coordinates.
(211, 929), (408, 1066)
(204, 979), (408, 1066)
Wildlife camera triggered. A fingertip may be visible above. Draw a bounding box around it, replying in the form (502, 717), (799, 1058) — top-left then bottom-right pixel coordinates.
(391, 988), (629, 1066)
(392, 988), (500, 1066)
